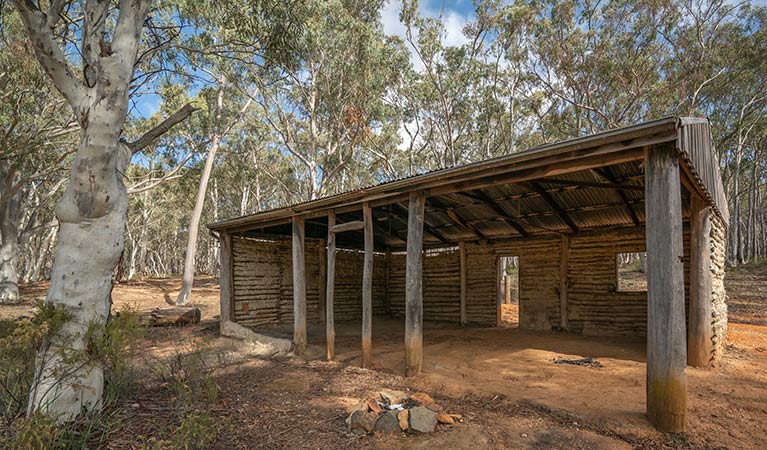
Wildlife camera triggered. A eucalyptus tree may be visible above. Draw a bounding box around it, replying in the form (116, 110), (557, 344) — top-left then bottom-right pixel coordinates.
(8, 0), (199, 419)
(0, 7), (77, 302)
(255, 0), (406, 200)
(169, 0), (306, 306)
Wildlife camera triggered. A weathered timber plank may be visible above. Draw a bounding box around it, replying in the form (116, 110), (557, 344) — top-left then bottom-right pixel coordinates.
(645, 145), (687, 432)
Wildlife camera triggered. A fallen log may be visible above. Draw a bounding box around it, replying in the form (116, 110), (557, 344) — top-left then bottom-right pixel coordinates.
(138, 307), (201, 327)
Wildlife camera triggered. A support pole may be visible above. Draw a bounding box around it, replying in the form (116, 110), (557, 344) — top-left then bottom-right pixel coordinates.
(560, 235), (569, 330)
(459, 242), (467, 326)
(645, 145), (687, 432)
(292, 215), (307, 355)
(496, 258), (503, 326)
(319, 238), (327, 325)
(362, 202), (374, 368)
(688, 195), (713, 367)
(405, 191), (425, 376)
(384, 250), (392, 317)
(326, 212), (336, 360)
(218, 232), (234, 332)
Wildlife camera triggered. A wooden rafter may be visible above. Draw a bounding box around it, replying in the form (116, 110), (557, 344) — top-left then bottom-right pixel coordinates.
(539, 177), (644, 191)
(522, 182), (579, 232)
(427, 197), (486, 239)
(460, 190), (529, 236)
(591, 168), (641, 226)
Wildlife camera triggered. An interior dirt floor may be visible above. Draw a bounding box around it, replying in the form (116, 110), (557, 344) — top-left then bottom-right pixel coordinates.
(9, 264), (767, 450)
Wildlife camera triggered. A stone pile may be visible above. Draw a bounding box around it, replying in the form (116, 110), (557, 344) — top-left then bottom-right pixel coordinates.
(346, 389), (461, 435)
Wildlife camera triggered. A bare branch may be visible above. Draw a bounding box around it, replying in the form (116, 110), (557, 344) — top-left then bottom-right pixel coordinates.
(126, 102), (199, 154)
(10, 0), (85, 116)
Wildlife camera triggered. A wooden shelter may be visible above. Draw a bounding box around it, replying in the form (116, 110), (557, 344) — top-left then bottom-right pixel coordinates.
(208, 117), (728, 432)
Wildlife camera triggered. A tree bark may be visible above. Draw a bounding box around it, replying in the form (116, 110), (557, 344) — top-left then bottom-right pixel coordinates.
(0, 164), (22, 302)
(177, 87), (225, 306)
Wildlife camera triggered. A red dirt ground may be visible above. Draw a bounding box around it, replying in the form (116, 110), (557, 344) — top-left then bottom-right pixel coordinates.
(9, 265), (767, 449)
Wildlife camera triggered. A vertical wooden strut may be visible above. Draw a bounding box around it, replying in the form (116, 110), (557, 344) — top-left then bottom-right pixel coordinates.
(218, 232), (234, 332)
(384, 250), (392, 317)
(362, 202), (374, 368)
(496, 258), (503, 326)
(688, 195), (713, 367)
(405, 191), (425, 376)
(292, 215), (307, 355)
(326, 212), (336, 360)
(645, 145), (687, 432)
(560, 235), (570, 330)
(459, 242), (467, 326)
(319, 238), (327, 325)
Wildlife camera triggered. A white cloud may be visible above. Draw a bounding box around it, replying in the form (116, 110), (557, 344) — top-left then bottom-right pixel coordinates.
(442, 11), (470, 47)
(381, 0), (473, 72)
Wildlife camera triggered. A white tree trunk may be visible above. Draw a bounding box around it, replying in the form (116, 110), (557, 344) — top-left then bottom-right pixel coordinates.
(27, 110), (130, 420)
(0, 186), (22, 302)
(177, 136), (221, 306)
(12, 0), (153, 421)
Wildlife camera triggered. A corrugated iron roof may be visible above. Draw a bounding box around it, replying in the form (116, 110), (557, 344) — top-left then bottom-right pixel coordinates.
(209, 117), (728, 244)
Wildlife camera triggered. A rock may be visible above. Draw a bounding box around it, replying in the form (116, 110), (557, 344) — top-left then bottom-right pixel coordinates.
(345, 399), (368, 414)
(220, 321), (293, 356)
(425, 403), (444, 412)
(366, 397), (383, 414)
(380, 389), (409, 405)
(397, 410), (409, 431)
(348, 409), (378, 434)
(374, 411), (401, 434)
(410, 392), (435, 406)
(409, 406), (438, 433)
(436, 413), (455, 425)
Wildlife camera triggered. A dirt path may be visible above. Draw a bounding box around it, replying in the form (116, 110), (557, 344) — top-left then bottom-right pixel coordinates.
(8, 265), (767, 449)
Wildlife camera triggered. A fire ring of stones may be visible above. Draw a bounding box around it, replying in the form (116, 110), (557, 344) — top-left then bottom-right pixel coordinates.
(345, 389), (462, 435)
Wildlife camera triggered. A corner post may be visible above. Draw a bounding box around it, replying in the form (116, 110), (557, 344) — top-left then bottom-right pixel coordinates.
(362, 202), (374, 367)
(326, 212), (336, 360)
(292, 215), (307, 355)
(645, 145), (687, 432)
(218, 232), (234, 331)
(405, 191), (425, 376)
(688, 195), (713, 367)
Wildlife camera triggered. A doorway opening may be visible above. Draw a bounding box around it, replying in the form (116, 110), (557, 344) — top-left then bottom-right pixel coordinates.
(498, 256), (520, 327)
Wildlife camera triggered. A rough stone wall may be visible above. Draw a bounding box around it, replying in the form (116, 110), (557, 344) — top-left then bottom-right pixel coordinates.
(710, 213), (728, 362)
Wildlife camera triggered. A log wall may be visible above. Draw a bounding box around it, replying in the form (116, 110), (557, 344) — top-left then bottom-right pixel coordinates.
(388, 249), (462, 323)
(231, 236), (386, 328)
(230, 223), (726, 363)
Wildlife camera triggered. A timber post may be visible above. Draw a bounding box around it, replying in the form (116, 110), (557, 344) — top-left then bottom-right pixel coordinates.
(645, 145), (687, 432)
(218, 232), (234, 332)
(292, 215), (307, 355)
(362, 202), (374, 367)
(688, 195), (713, 367)
(459, 242), (467, 326)
(319, 238), (327, 325)
(326, 212), (336, 360)
(560, 235), (569, 330)
(405, 191), (425, 376)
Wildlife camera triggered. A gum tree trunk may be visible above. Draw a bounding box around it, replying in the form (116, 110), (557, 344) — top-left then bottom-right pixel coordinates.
(8, 0), (197, 421)
(0, 181), (22, 302)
